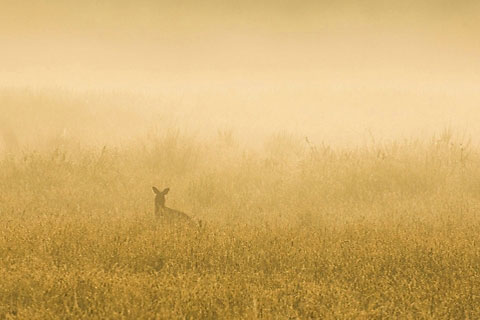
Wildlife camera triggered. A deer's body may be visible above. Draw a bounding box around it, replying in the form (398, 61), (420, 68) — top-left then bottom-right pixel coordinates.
(152, 186), (193, 224)
(158, 206), (192, 222)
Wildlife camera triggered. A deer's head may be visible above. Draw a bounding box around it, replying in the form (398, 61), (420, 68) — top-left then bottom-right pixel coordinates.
(152, 186), (170, 215)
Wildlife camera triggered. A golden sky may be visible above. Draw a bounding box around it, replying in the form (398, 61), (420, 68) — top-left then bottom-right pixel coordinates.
(1, 1), (479, 145)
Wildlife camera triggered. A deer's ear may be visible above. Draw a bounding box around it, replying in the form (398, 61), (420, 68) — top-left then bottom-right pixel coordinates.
(152, 186), (161, 194)
(162, 188), (170, 195)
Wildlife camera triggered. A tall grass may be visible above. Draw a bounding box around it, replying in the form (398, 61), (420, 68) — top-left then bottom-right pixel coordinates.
(1, 91), (480, 318)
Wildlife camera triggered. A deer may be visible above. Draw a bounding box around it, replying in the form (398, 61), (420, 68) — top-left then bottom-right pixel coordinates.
(152, 186), (199, 226)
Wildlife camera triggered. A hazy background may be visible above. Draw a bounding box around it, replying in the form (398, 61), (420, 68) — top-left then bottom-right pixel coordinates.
(1, 0), (479, 147)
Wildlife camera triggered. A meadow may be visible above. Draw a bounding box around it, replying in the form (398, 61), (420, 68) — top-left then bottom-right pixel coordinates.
(1, 90), (480, 319)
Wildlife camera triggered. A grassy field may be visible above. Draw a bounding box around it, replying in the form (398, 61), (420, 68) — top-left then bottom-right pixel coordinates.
(1, 91), (480, 319)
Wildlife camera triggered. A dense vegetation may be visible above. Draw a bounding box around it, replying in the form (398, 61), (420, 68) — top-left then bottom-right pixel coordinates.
(1, 91), (480, 318)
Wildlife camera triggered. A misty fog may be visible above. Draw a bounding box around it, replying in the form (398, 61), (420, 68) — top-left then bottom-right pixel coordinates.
(1, 0), (479, 147)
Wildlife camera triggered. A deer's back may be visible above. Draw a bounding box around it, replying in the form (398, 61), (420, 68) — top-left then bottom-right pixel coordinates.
(161, 207), (192, 222)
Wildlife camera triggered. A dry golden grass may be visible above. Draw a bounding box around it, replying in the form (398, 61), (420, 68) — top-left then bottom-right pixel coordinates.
(1, 91), (480, 319)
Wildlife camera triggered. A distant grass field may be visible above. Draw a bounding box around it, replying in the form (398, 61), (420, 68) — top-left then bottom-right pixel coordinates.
(1, 90), (480, 318)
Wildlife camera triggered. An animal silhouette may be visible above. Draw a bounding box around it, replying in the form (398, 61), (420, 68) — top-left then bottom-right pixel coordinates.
(152, 186), (193, 224)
